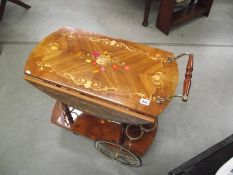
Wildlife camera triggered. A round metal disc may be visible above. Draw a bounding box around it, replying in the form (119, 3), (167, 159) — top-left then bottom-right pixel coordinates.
(94, 141), (142, 167)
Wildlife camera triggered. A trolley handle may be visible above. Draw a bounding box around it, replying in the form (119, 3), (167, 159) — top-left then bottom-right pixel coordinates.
(156, 53), (194, 104)
(182, 54), (193, 101)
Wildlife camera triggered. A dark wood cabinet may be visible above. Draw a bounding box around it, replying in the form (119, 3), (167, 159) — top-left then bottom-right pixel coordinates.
(156, 0), (214, 35)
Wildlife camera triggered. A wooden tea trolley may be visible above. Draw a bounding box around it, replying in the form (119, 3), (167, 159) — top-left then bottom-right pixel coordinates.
(24, 27), (194, 167)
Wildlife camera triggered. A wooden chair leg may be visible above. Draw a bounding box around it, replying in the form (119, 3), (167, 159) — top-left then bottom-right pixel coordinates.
(0, 0), (7, 20)
(142, 0), (152, 27)
(8, 0), (31, 9)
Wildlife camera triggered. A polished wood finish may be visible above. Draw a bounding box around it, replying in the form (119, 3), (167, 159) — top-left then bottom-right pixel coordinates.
(51, 102), (121, 141)
(0, 0), (30, 20)
(183, 54), (193, 101)
(25, 75), (155, 124)
(156, 0), (214, 35)
(24, 27), (178, 124)
(51, 101), (157, 156)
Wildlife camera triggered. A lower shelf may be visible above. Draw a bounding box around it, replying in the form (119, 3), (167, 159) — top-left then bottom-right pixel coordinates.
(172, 4), (209, 26)
(51, 101), (158, 157)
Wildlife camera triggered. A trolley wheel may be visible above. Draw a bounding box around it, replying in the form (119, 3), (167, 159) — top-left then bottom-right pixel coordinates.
(94, 140), (142, 167)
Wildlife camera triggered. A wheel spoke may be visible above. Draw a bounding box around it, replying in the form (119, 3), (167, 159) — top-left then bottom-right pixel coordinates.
(94, 141), (142, 167)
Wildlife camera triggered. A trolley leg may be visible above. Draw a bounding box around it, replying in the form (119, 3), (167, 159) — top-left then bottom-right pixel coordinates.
(119, 123), (127, 145)
(61, 103), (74, 124)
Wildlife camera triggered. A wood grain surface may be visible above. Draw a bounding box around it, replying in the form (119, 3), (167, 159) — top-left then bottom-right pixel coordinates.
(25, 75), (154, 124)
(24, 27), (178, 123)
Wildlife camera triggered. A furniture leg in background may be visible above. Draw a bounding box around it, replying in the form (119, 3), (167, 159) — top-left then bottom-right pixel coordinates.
(0, 0), (31, 20)
(142, 0), (152, 26)
(0, 0), (7, 20)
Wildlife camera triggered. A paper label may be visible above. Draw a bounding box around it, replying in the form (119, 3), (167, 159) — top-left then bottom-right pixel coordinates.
(139, 98), (150, 106)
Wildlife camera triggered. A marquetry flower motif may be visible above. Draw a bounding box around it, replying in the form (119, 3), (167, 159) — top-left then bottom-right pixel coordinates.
(36, 61), (54, 72)
(88, 38), (136, 52)
(61, 32), (75, 39)
(152, 72), (165, 88)
(62, 74), (117, 92)
(47, 42), (60, 53)
(76, 78), (104, 90)
(78, 51), (129, 72)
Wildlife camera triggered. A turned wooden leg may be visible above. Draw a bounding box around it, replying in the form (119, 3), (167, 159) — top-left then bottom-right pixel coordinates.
(0, 0), (7, 20)
(8, 0), (31, 9)
(119, 123), (126, 145)
(61, 103), (74, 125)
(142, 0), (152, 27)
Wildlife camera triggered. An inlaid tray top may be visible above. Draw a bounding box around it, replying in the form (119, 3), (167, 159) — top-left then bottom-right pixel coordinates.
(24, 27), (178, 118)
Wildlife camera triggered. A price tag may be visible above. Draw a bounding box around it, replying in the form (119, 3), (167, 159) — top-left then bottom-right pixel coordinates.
(139, 98), (150, 106)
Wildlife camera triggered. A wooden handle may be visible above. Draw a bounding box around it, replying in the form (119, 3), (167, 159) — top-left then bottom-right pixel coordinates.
(182, 54), (193, 101)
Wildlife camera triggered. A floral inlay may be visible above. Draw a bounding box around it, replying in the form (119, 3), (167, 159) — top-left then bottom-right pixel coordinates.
(62, 73), (117, 92)
(34, 61), (164, 102)
(77, 51), (130, 72)
(152, 72), (165, 88)
(47, 42), (59, 53)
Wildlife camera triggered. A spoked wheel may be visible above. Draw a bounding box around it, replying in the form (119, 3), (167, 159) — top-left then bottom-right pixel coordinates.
(94, 140), (142, 167)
